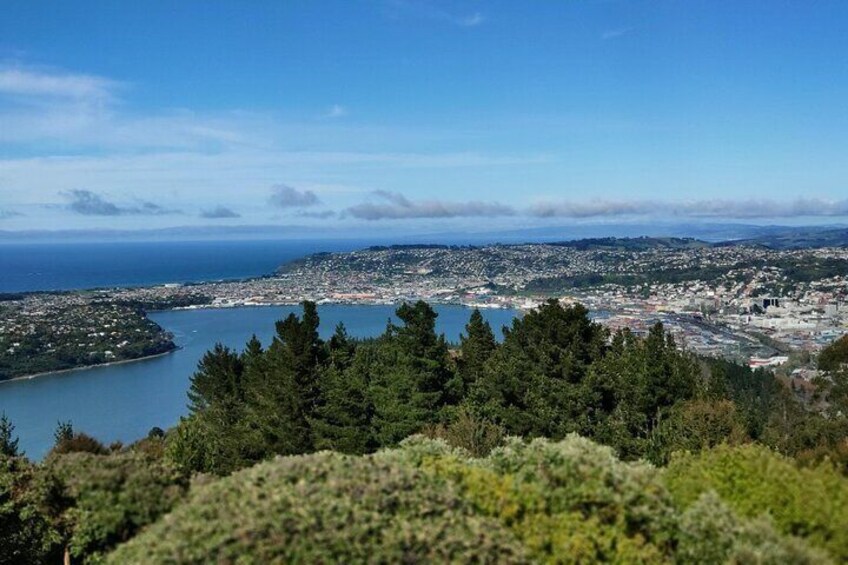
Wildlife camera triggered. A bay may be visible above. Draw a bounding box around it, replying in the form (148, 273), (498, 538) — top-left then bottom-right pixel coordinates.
(0, 304), (517, 459)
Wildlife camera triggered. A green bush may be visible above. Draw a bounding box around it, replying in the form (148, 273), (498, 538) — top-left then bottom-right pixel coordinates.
(107, 450), (526, 564)
(422, 406), (505, 457)
(677, 491), (828, 564)
(418, 435), (679, 563)
(46, 450), (189, 563)
(0, 455), (62, 564)
(665, 443), (848, 561)
(109, 436), (825, 564)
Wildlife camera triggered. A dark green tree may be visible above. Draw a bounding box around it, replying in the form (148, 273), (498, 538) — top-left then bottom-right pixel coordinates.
(0, 456), (62, 564)
(0, 413), (20, 457)
(187, 343), (245, 414)
(369, 302), (457, 446)
(54, 421), (73, 445)
(458, 309), (497, 393)
(588, 325), (700, 458)
(181, 344), (250, 474)
(471, 300), (607, 438)
(818, 335), (848, 372)
(312, 340), (375, 454)
(244, 302), (324, 457)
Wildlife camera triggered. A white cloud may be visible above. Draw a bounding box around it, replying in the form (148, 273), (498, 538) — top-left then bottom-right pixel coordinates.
(0, 65), (120, 101)
(269, 185), (321, 208)
(323, 104), (347, 119)
(62, 189), (178, 216)
(601, 27), (633, 41)
(384, 1), (484, 28)
(457, 12), (484, 27)
(345, 190), (516, 220)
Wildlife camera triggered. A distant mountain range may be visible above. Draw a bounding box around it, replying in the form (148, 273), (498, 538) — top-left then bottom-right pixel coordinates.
(722, 227), (848, 249)
(1, 222), (846, 249)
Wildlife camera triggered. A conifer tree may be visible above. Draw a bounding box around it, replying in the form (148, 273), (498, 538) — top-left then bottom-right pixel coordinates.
(312, 340), (374, 454)
(369, 302), (456, 446)
(0, 413), (20, 457)
(245, 302), (325, 456)
(458, 309), (497, 392)
(184, 344), (249, 473)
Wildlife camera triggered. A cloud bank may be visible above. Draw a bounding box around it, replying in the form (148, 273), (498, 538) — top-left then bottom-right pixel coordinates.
(200, 206), (240, 219)
(269, 185), (321, 208)
(528, 198), (848, 219)
(345, 190), (517, 220)
(335, 194), (848, 221)
(63, 190), (176, 216)
(297, 210), (337, 219)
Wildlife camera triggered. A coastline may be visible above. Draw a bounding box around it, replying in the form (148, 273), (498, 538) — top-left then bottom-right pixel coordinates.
(0, 347), (180, 384)
(2, 299), (521, 386)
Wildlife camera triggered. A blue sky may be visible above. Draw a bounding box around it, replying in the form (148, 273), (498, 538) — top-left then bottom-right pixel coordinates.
(1, 0), (848, 233)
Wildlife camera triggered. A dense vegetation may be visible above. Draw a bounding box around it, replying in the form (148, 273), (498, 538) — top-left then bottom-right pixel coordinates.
(110, 436), (831, 564)
(0, 428), (186, 564)
(164, 300), (847, 475)
(818, 334), (848, 372)
(2, 300), (847, 562)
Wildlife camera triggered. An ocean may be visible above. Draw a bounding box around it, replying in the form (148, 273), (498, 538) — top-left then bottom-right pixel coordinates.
(0, 239), (371, 293)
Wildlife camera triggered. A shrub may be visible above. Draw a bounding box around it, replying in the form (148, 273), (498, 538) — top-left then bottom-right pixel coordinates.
(422, 406), (505, 457)
(51, 432), (109, 456)
(0, 455), (62, 564)
(109, 436), (825, 564)
(665, 443), (848, 561)
(421, 435), (679, 563)
(46, 450), (189, 563)
(163, 415), (217, 474)
(647, 399), (749, 465)
(107, 450), (526, 563)
(677, 491), (828, 564)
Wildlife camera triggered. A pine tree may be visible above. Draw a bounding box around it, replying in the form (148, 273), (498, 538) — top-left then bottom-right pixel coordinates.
(54, 421), (73, 446)
(246, 302), (325, 456)
(312, 344), (375, 454)
(469, 300), (608, 438)
(185, 344), (249, 473)
(458, 309), (497, 392)
(0, 413), (20, 457)
(395, 301), (455, 410)
(188, 344), (245, 413)
(369, 302), (457, 446)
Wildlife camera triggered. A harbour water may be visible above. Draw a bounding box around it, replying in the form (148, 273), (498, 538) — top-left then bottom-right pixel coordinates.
(0, 304), (517, 459)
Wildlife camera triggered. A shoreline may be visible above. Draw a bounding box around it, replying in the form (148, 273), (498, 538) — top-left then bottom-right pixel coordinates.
(3, 301), (523, 386)
(0, 348), (180, 384)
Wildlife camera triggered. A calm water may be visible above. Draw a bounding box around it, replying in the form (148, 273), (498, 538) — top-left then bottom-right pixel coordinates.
(0, 239), (371, 293)
(0, 304), (517, 459)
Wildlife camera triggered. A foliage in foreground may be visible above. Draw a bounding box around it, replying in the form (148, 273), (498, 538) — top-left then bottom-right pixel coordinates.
(0, 441), (188, 565)
(665, 443), (848, 562)
(109, 436), (829, 564)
